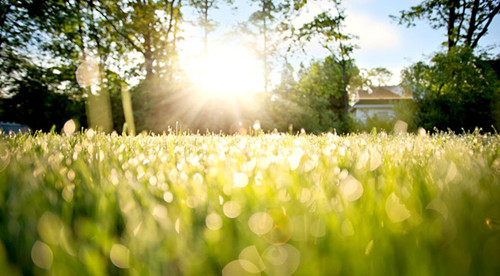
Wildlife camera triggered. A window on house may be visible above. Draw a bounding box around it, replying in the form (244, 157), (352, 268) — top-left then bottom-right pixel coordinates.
(376, 111), (390, 119)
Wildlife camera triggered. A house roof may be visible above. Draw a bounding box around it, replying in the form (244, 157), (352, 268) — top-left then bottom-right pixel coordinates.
(357, 86), (412, 100)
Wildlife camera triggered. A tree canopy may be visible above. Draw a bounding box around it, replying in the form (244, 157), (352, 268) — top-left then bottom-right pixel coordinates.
(392, 0), (500, 50)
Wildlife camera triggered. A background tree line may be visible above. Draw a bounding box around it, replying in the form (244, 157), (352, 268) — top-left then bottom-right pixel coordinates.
(0, 0), (499, 134)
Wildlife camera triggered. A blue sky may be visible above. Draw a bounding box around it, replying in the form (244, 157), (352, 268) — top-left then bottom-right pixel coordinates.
(342, 0), (499, 81)
(181, 0), (500, 85)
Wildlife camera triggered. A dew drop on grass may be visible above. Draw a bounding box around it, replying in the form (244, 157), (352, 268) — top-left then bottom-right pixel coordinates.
(385, 192), (411, 223)
(193, 173), (203, 185)
(333, 167), (341, 175)
(223, 184), (233, 195)
(0, 142), (10, 172)
(310, 219), (326, 238)
(341, 219), (355, 236)
(263, 244), (300, 276)
(62, 183), (75, 202)
(393, 120), (408, 135)
(288, 149), (304, 171)
(153, 205), (168, 220)
(175, 218), (180, 234)
(263, 245), (288, 265)
(248, 212), (274, 236)
(243, 158), (257, 172)
(339, 169), (348, 180)
(239, 245), (266, 273)
(253, 121), (261, 131)
(163, 191), (173, 203)
(340, 175), (364, 202)
(278, 189), (291, 202)
(254, 171), (263, 186)
(63, 119), (76, 136)
(262, 209), (293, 244)
(186, 196), (198, 208)
(369, 148), (382, 171)
(31, 241), (53, 270)
(37, 212), (62, 245)
(356, 151), (369, 169)
(223, 201), (241, 218)
(418, 127), (427, 136)
(304, 159), (316, 172)
(486, 218), (500, 230)
(426, 199), (449, 220)
(234, 172), (249, 188)
(110, 244), (130, 269)
(133, 222), (142, 236)
(206, 213), (223, 231)
(222, 260), (260, 276)
(365, 240), (374, 255)
(66, 169), (75, 181)
(149, 175), (158, 186)
(445, 161), (458, 183)
(86, 129), (95, 139)
(299, 188), (311, 203)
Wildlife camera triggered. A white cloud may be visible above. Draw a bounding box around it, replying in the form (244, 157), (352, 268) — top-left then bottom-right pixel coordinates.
(345, 11), (402, 52)
(291, 1), (402, 53)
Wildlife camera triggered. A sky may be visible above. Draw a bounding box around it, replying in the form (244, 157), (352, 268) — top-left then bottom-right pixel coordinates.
(180, 0), (500, 86)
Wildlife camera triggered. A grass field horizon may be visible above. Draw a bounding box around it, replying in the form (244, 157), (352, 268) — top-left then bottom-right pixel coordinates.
(1, 129), (499, 275)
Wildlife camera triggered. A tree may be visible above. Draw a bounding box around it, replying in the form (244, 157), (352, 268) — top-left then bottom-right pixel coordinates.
(190, 0), (233, 55)
(90, 0), (183, 81)
(89, 0), (185, 132)
(392, 0), (500, 51)
(0, 1), (89, 131)
(0, 58), (86, 132)
(401, 47), (499, 132)
(365, 67), (393, 87)
(296, 0), (356, 123)
(265, 56), (356, 133)
(248, 0), (284, 93)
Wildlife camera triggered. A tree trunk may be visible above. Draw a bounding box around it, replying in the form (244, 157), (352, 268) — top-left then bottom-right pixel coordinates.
(263, 1), (268, 94)
(465, 0), (480, 48)
(203, 0), (208, 55)
(342, 59), (349, 121)
(446, 0), (459, 50)
(144, 30), (154, 80)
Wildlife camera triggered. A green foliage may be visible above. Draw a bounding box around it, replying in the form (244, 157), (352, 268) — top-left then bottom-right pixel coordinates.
(1, 132), (499, 275)
(392, 0), (500, 50)
(393, 99), (419, 132)
(0, 63), (86, 132)
(350, 115), (396, 134)
(265, 56), (355, 133)
(402, 47), (500, 132)
(294, 1), (357, 125)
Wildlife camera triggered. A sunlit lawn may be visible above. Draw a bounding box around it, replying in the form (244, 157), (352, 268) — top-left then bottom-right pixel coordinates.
(1, 130), (499, 275)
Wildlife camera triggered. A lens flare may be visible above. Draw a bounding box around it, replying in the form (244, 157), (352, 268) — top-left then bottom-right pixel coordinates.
(262, 209), (293, 244)
(75, 58), (100, 90)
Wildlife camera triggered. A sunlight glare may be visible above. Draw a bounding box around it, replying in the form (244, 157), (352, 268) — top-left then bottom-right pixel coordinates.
(183, 45), (264, 97)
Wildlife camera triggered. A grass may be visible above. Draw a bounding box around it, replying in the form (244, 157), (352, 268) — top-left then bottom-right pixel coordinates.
(0, 130), (499, 275)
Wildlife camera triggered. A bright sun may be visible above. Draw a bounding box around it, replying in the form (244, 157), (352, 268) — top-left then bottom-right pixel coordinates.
(183, 45), (264, 98)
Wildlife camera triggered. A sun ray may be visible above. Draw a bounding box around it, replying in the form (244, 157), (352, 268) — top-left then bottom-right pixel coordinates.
(183, 42), (264, 99)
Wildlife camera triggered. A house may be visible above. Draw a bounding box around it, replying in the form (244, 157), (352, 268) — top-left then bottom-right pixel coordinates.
(350, 86), (412, 123)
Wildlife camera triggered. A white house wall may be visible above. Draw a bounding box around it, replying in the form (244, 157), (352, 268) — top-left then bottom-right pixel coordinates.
(352, 104), (396, 123)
